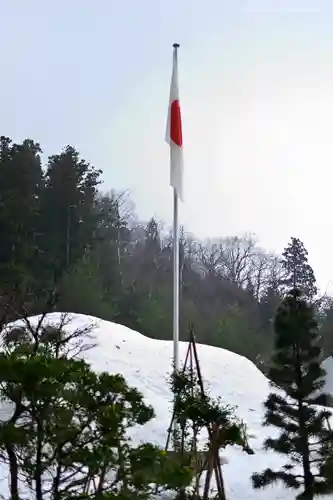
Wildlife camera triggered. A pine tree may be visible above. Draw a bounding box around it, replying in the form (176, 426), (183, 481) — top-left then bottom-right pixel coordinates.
(0, 137), (43, 288)
(252, 288), (333, 499)
(40, 146), (102, 281)
(281, 237), (317, 299)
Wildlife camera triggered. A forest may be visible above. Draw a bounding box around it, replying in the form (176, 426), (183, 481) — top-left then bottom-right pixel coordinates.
(3, 135), (333, 499)
(1, 135), (333, 370)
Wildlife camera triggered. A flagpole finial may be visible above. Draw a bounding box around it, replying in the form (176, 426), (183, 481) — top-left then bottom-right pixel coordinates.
(173, 43), (180, 49)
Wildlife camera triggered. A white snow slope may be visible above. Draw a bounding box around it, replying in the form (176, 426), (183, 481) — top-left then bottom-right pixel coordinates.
(322, 356), (333, 395)
(1, 312), (333, 500)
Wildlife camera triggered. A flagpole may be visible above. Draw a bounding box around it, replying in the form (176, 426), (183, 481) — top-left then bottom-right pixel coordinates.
(171, 43), (181, 451)
(172, 43), (180, 375)
(173, 186), (180, 373)
(166, 42), (182, 448)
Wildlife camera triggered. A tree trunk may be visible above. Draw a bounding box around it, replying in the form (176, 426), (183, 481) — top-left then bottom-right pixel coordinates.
(299, 402), (314, 500)
(302, 452), (314, 500)
(6, 444), (19, 500)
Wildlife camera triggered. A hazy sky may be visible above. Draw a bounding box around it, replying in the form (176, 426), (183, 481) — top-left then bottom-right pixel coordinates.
(1, 0), (333, 290)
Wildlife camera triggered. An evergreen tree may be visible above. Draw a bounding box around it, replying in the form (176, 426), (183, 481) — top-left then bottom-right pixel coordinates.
(93, 193), (131, 296)
(40, 146), (102, 281)
(281, 237), (317, 299)
(57, 254), (116, 320)
(0, 137), (43, 288)
(252, 289), (333, 499)
(260, 282), (282, 322)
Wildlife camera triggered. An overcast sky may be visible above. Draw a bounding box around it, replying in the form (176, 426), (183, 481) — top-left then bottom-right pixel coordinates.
(1, 0), (333, 290)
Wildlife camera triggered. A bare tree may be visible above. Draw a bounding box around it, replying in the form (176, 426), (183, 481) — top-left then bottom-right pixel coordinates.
(245, 251), (269, 300)
(197, 234), (258, 284)
(249, 252), (286, 300)
(217, 235), (258, 285)
(196, 234), (289, 303)
(106, 189), (135, 225)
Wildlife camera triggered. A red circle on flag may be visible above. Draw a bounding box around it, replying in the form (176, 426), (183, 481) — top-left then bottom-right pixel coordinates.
(170, 100), (183, 147)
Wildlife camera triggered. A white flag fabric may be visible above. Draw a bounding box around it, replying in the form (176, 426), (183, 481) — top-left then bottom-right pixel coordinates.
(165, 46), (184, 202)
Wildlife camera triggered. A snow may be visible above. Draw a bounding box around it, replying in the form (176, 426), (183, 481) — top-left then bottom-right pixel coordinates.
(323, 356), (333, 395)
(1, 312), (333, 500)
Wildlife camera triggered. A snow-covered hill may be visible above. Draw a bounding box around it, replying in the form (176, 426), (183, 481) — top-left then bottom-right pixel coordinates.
(1, 313), (333, 500)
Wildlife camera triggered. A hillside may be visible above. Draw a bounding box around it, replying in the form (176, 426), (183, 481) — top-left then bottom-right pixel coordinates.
(2, 136), (333, 371)
(2, 312), (332, 500)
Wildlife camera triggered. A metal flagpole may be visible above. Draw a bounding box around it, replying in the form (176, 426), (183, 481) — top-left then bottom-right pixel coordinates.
(172, 42), (180, 375)
(173, 185), (180, 373)
(171, 43), (181, 450)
